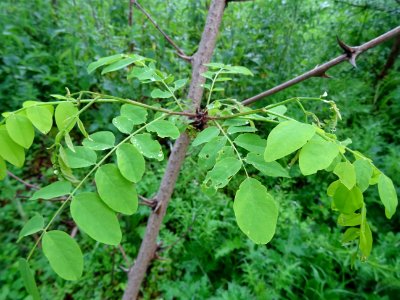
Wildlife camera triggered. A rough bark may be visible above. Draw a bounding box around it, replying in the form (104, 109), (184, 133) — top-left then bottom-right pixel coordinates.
(122, 1), (226, 299)
(242, 26), (400, 106)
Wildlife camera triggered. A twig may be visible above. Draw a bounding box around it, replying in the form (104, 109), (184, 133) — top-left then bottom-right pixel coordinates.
(133, 0), (192, 62)
(118, 244), (131, 267)
(7, 171), (39, 190)
(377, 36), (400, 81)
(70, 226), (78, 238)
(242, 26), (400, 106)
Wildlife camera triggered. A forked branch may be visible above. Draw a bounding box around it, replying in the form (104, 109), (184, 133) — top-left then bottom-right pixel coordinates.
(242, 26), (400, 106)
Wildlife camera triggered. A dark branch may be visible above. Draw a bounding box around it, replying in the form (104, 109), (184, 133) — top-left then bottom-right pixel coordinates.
(242, 26), (400, 106)
(133, 0), (191, 62)
(7, 171), (39, 190)
(377, 36), (400, 81)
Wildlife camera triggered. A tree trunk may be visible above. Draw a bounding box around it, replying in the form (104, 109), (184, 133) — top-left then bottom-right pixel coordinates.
(122, 1), (226, 299)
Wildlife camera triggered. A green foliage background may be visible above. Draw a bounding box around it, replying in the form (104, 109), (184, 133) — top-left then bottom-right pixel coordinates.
(0, 0), (399, 299)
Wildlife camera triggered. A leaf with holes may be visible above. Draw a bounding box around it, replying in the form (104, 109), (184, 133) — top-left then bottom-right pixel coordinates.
(204, 157), (241, 190)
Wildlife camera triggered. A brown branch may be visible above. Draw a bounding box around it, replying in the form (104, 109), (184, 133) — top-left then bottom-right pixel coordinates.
(242, 26), (400, 106)
(7, 171), (39, 190)
(132, 0), (191, 62)
(128, 0), (134, 26)
(377, 36), (400, 81)
(122, 1), (227, 299)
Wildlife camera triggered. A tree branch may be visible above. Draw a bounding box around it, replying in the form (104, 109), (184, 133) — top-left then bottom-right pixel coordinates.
(132, 0), (192, 62)
(242, 26), (400, 106)
(7, 171), (39, 190)
(122, 1), (227, 299)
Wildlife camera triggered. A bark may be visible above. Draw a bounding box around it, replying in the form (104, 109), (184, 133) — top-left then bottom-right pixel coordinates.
(122, 1), (226, 299)
(242, 26), (400, 106)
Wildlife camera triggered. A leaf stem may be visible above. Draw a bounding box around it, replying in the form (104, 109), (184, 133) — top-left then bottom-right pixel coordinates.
(26, 114), (167, 261)
(206, 69), (223, 106)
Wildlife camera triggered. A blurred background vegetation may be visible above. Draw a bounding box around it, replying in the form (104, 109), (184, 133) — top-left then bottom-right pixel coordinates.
(0, 0), (399, 299)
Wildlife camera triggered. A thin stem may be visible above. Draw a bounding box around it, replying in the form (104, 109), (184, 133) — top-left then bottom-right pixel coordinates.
(26, 114), (167, 261)
(214, 121), (249, 177)
(161, 81), (184, 111)
(206, 69), (223, 106)
(7, 171), (39, 190)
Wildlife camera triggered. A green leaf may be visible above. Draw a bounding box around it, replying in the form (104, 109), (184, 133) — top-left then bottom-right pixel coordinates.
(377, 174), (398, 219)
(116, 144), (145, 183)
(18, 258), (42, 300)
(0, 156), (7, 180)
(26, 105), (54, 134)
(112, 116), (133, 134)
(334, 161), (356, 190)
(131, 133), (164, 161)
(87, 54), (124, 74)
(64, 146), (97, 168)
(121, 104), (148, 125)
(95, 164), (138, 215)
(192, 126), (220, 147)
(234, 178), (278, 244)
(18, 214), (44, 241)
(327, 180), (341, 197)
(127, 66), (158, 81)
(204, 62), (226, 69)
(359, 205), (372, 259)
(204, 157), (242, 189)
(341, 228), (360, 244)
(333, 183), (363, 214)
(0, 126), (25, 167)
(101, 56), (142, 74)
(173, 79), (187, 91)
(6, 114), (35, 149)
(227, 126), (257, 134)
(30, 181), (72, 200)
(147, 120), (180, 139)
(264, 120), (315, 162)
(198, 136), (227, 169)
(299, 136), (339, 175)
(266, 105), (287, 119)
(234, 134), (267, 155)
(225, 65), (253, 76)
(42, 231), (83, 280)
(77, 118), (89, 138)
(71, 192), (122, 245)
(64, 132), (75, 152)
(369, 167), (381, 185)
(150, 88), (173, 99)
(245, 153), (290, 178)
(337, 213), (361, 227)
(55, 102), (78, 131)
(82, 131), (115, 150)
(353, 159), (373, 192)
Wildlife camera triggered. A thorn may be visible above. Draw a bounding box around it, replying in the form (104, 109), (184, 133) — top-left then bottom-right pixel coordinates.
(349, 55), (357, 68)
(336, 36), (359, 68)
(314, 72), (331, 78)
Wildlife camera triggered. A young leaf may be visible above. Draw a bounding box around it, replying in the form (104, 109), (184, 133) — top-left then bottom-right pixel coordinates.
(18, 258), (42, 300)
(116, 144), (145, 183)
(0, 156), (7, 180)
(353, 159), (373, 192)
(131, 133), (164, 161)
(299, 136), (339, 175)
(71, 192), (122, 245)
(334, 161), (356, 190)
(234, 133), (267, 155)
(0, 126), (25, 167)
(95, 164), (138, 215)
(18, 214), (44, 241)
(245, 153), (290, 178)
(234, 178), (278, 244)
(112, 116), (134, 134)
(203, 157), (242, 189)
(55, 102), (78, 132)
(87, 54), (124, 74)
(64, 146), (97, 168)
(333, 183), (363, 214)
(192, 126), (220, 147)
(82, 131), (115, 150)
(101, 56), (142, 74)
(6, 114), (35, 149)
(337, 213), (361, 227)
(150, 88), (173, 99)
(42, 230), (83, 280)
(341, 228), (360, 244)
(377, 174), (398, 219)
(121, 104), (148, 125)
(30, 181), (72, 200)
(147, 120), (180, 139)
(26, 105), (54, 134)
(264, 120), (315, 162)
(359, 205), (373, 259)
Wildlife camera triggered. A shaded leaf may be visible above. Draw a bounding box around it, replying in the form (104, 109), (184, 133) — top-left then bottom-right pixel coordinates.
(18, 258), (42, 300)
(377, 174), (398, 219)
(333, 183), (363, 214)
(150, 88), (173, 99)
(354, 159), (373, 192)
(192, 126), (220, 147)
(131, 133), (163, 161)
(234, 133), (267, 155)
(204, 157), (241, 189)
(0, 126), (25, 167)
(87, 54), (124, 74)
(18, 214), (44, 241)
(245, 153), (290, 178)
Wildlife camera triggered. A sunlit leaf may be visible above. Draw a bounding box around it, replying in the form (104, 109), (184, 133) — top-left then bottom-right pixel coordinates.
(116, 144), (145, 183)
(6, 114), (34, 149)
(234, 133), (267, 154)
(55, 102), (78, 132)
(26, 104), (54, 134)
(64, 146), (97, 168)
(30, 181), (72, 200)
(82, 131), (115, 150)
(245, 153), (290, 178)
(0, 126), (25, 167)
(334, 161), (356, 190)
(87, 54), (124, 74)
(377, 173), (398, 219)
(18, 214), (44, 241)
(131, 133), (164, 161)
(147, 120), (180, 139)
